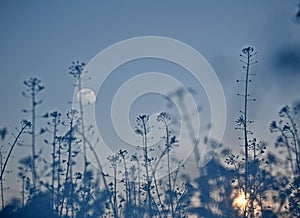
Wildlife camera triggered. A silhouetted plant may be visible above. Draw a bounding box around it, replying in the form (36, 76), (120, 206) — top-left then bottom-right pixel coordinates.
(69, 61), (89, 185)
(0, 150), (4, 210)
(237, 47), (257, 190)
(0, 120), (31, 210)
(156, 112), (178, 217)
(118, 149), (133, 217)
(168, 88), (202, 166)
(107, 153), (121, 218)
(59, 109), (79, 218)
(130, 153), (142, 216)
(285, 177), (300, 217)
(0, 127), (8, 141)
(0, 121), (31, 182)
(135, 114), (153, 216)
(2, 55), (300, 217)
(270, 104), (300, 216)
(43, 111), (62, 211)
(22, 78), (47, 192)
(0, 191), (58, 218)
(75, 127), (112, 215)
(270, 105), (300, 176)
(233, 46), (261, 217)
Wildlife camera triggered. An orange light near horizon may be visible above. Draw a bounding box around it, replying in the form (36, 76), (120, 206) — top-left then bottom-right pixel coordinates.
(233, 190), (247, 209)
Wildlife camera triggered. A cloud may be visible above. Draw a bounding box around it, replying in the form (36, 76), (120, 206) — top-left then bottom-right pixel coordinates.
(272, 46), (300, 75)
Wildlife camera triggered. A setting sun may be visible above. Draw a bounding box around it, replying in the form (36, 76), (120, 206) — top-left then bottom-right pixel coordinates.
(233, 191), (247, 208)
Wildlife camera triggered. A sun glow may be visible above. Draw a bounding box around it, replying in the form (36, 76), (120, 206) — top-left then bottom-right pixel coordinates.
(233, 191), (247, 208)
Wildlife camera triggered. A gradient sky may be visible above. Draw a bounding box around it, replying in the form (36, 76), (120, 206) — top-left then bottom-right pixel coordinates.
(0, 0), (300, 200)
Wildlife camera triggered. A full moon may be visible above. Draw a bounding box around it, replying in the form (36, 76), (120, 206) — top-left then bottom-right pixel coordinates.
(76, 88), (96, 105)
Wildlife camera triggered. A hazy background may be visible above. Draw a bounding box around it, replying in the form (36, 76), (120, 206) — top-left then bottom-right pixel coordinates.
(0, 0), (300, 201)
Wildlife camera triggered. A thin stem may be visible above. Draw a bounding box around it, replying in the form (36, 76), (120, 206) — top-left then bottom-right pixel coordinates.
(31, 88), (37, 191)
(60, 119), (74, 218)
(0, 152), (4, 210)
(280, 128), (295, 175)
(78, 78), (88, 186)
(21, 177), (25, 207)
(51, 117), (58, 211)
(75, 129), (113, 210)
(113, 156), (118, 218)
(142, 118), (152, 215)
(243, 49), (250, 197)
(286, 113), (300, 175)
(0, 122), (30, 181)
(150, 164), (165, 218)
(57, 140), (62, 216)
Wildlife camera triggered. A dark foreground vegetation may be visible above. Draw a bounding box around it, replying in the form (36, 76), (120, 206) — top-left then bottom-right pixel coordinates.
(0, 47), (299, 218)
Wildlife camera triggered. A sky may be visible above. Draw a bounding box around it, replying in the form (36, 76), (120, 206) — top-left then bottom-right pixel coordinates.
(0, 0), (300, 201)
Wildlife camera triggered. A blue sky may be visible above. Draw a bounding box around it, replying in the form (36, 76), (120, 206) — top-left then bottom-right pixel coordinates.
(1, 0), (299, 142)
(0, 0), (300, 200)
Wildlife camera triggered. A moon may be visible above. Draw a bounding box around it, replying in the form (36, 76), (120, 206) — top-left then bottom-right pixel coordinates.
(76, 88), (96, 105)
